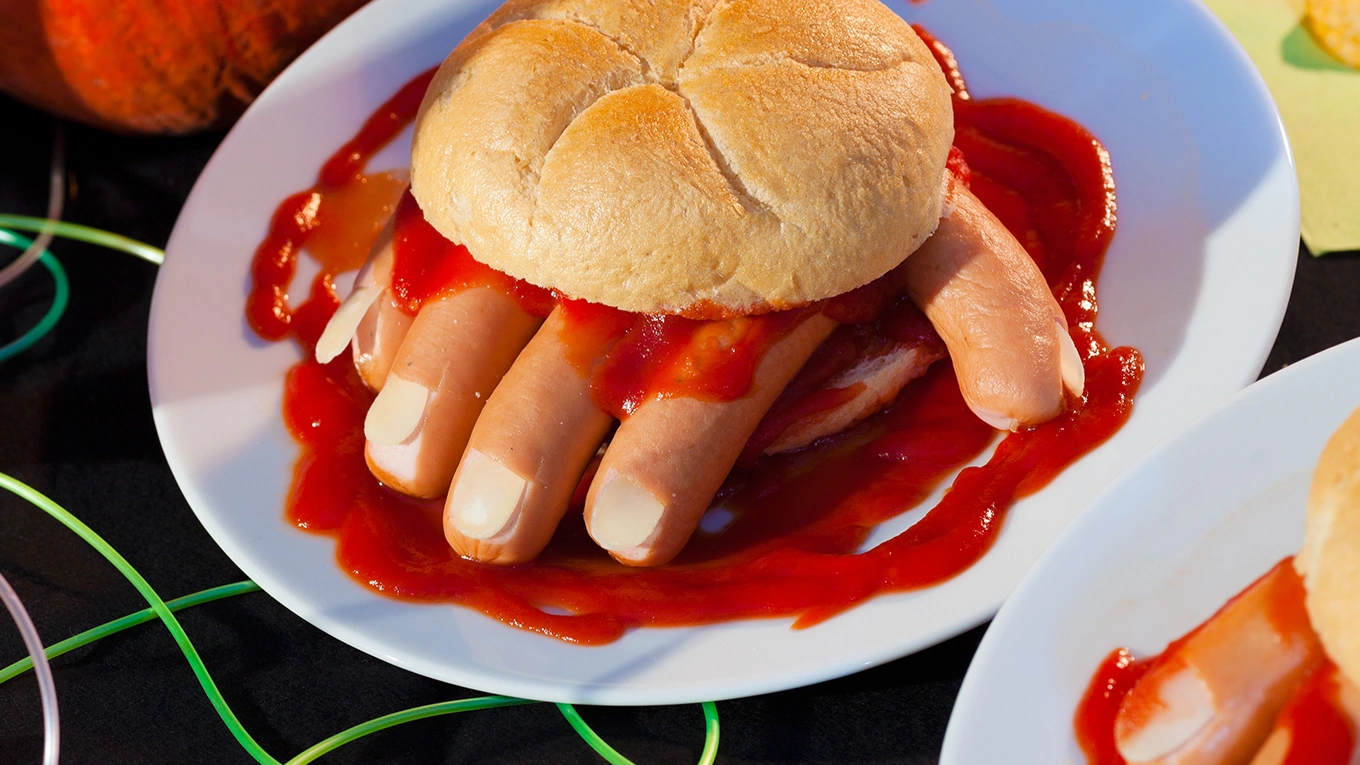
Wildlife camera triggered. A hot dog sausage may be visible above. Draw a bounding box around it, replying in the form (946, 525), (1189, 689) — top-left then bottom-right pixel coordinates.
(364, 286), (541, 498)
(904, 183), (1083, 431)
(1114, 561), (1324, 765)
(443, 305), (614, 564)
(583, 313), (838, 567)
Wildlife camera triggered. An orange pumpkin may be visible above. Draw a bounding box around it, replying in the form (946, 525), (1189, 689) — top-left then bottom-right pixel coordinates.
(0, 0), (370, 134)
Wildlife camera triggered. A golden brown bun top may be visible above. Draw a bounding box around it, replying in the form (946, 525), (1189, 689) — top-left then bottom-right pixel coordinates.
(410, 0), (953, 314)
(1297, 403), (1360, 687)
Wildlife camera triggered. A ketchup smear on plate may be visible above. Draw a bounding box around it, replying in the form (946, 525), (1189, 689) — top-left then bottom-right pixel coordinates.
(244, 30), (1144, 645)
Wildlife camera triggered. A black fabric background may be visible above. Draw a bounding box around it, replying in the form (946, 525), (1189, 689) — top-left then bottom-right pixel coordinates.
(1, 94), (1358, 764)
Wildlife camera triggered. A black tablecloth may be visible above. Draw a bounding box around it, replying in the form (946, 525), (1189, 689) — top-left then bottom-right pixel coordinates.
(2, 95), (1358, 764)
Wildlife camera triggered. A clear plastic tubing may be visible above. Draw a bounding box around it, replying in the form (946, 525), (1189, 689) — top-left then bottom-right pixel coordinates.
(0, 570), (60, 764)
(0, 122), (64, 290)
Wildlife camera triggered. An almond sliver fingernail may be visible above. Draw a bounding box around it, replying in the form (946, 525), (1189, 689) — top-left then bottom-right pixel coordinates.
(1057, 317), (1085, 398)
(973, 407), (1019, 432)
(1116, 666), (1216, 762)
(449, 450), (528, 539)
(316, 285), (381, 363)
(364, 375), (428, 445)
(590, 473), (666, 551)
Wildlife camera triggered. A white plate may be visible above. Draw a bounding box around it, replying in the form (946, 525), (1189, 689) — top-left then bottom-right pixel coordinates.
(941, 337), (1360, 764)
(148, 0), (1297, 704)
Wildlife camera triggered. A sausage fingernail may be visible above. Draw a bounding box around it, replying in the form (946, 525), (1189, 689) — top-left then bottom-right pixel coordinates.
(973, 407), (1019, 432)
(1115, 667), (1215, 762)
(589, 472), (666, 552)
(1057, 317), (1085, 398)
(353, 297), (412, 391)
(448, 449), (528, 540)
(316, 285), (381, 363)
(364, 376), (429, 445)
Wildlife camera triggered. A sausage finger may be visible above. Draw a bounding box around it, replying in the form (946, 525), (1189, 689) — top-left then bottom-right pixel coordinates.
(1114, 560), (1325, 765)
(444, 305), (614, 564)
(313, 217), (414, 390)
(364, 286), (542, 498)
(904, 182), (1083, 431)
(584, 313), (838, 566)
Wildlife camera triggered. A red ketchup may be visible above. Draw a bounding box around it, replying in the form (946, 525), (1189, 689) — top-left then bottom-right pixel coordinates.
(389, 191), (555, 318)
(249, 30), (1143, 644)
(558, 299), (815, 418)
(246, 69), (435, 348)
(1074, 649), (1153, 765)
(1276, 663), (1356, 765)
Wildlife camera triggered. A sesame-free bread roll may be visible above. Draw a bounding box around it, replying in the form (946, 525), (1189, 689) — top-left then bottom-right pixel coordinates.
(410, 0), (953, 315)
(1296, 403), (1360, 688)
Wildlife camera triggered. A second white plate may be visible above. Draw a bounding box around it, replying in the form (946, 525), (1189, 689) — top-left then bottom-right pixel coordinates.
(941, 337), (1360, 764)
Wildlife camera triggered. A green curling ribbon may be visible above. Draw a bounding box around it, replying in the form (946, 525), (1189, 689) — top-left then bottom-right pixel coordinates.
(0, 229), (70, 363)
(0, 215), (164, 265)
